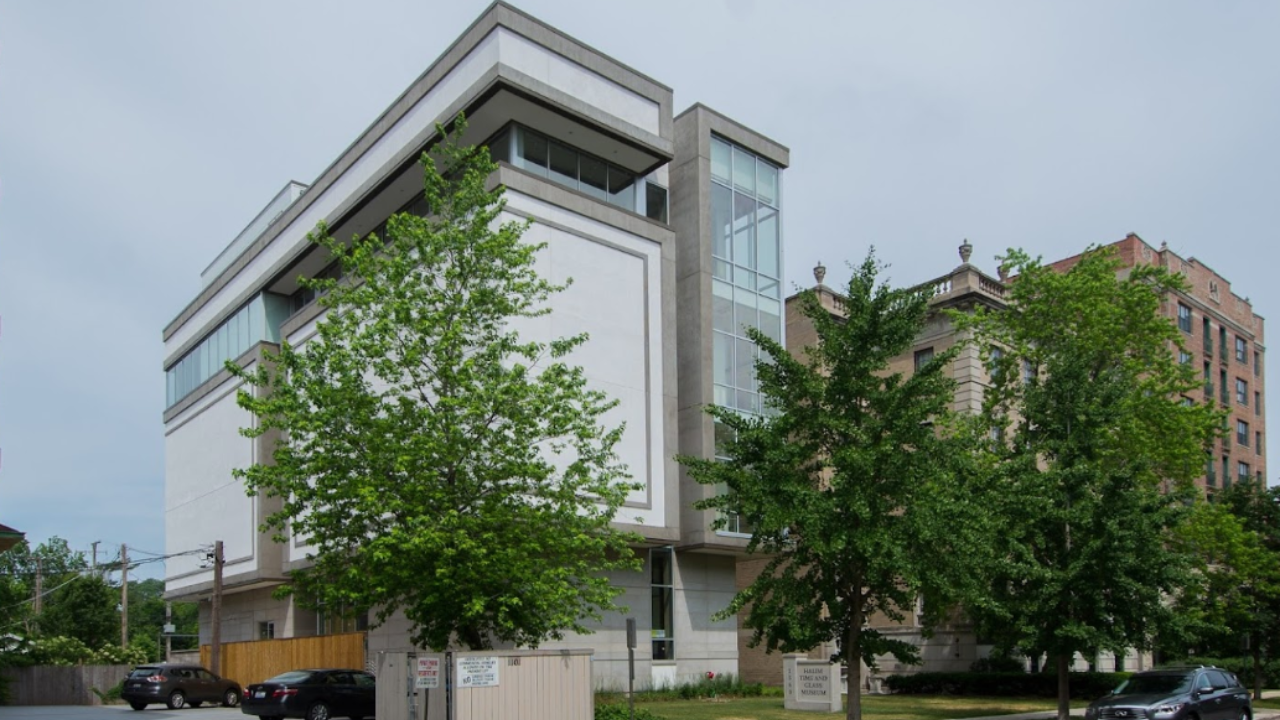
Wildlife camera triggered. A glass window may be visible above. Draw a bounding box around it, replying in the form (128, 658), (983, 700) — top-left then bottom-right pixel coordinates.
(734, 285), (757, 333)
(1178, 303), (1192, 333)
(1179, 350), (1191, 365)
(607, 167), (635, 210)
(515, 129), (548, 176)
(713, 332), (733, 386)
(578, 155), (607, 200)
(1254, 351), (1261, 376)
(757, 161), (779, 207)
(735, 336), (756, 391)
(1237, 378), (1248, 405)
(645, 182), (668, 223)
(1238, 462), (1251, 483)
(548, 140), (578, 189)
(757, 205), (780, 279)
(1023, 359), (1036, 383)
(650, 548), (674, 660)
(758, 297), (782, 344)
(732, 147), (755, 195)
(915, 347), (935, 371)
(712, 280), (734, 333)
(733, 193), (756, 270)
(758, 276), (779, 299)
(713, 259), (732, 281)
(1236, 337), (1248, 363)
(1238, 420), (1249, 446)
(735, 268), (756, 292)
(710, 137), (731, 184)
(487, 127), (511, 164)
(1255, 392), (1261, 415)
(711, 184), (733, 260)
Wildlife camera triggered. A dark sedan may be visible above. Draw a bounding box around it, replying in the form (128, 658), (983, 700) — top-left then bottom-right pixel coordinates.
(241, 669), (376, 720)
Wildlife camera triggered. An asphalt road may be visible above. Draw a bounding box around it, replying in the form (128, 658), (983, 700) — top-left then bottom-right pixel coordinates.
(0, 706), (248, 720)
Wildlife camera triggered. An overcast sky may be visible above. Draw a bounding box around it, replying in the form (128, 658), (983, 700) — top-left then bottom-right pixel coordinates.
(2, 0), (1276, 580)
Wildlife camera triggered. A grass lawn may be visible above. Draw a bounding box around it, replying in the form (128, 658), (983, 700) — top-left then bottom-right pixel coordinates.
(610, 695), (1073, 720)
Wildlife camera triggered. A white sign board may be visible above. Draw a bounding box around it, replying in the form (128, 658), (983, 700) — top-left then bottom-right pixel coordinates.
(456, 655), (500, 688)
(415, 657), (440, 689)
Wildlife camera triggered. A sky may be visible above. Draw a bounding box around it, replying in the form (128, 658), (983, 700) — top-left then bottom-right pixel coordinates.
(1, 0), (1277, 581)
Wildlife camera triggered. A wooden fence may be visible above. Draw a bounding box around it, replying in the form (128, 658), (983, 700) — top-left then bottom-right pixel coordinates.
(1, 664), (132, 705)
(201, 632), (365, 688)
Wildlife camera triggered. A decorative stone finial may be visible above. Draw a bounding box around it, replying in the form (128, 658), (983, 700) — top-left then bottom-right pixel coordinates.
(998, 264), (1009, 282)
(959, 239), (973, 264)
(814, 261), (826, 286)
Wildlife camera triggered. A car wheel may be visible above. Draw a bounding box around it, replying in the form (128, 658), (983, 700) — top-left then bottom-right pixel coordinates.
(306, 701), (331, 720)
(222, 688), (241, 707)
(129, 702), (147, 711)
(167, 690), (187, 709)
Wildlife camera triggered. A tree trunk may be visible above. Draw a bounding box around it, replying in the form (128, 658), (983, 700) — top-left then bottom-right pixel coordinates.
(1252, 639), (1262, 701)
(1056, 653), (1071, 720)
(847, 608), (863, 720)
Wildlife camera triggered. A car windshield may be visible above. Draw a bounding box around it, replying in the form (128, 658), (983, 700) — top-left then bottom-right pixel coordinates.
(129, 667), (160, 678)
(266, 671), (315, 684)
(1116, 675), (1193, 695)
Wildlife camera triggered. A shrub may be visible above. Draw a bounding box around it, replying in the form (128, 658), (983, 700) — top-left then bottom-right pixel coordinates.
(1182, 657), (1280, 689)
(627, 673), (766, 702)
(885, 671), (1130, 699)
(91, 680), (124, 704)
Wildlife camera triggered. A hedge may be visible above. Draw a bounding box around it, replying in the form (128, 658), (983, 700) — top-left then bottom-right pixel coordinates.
(885, 671), (1130, 699)
(1183, 657), (1280, 689)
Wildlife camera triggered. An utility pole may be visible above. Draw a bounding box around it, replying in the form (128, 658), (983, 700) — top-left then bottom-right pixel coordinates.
(165, 602), (172, 661)
(211, 540), (223, 676)
(120, 544), (129, 649)
(33, 558), (42, 614)
(91, 541), (100, 578)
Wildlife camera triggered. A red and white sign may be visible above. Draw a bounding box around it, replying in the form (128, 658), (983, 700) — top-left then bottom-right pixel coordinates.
(415, 657), (440, 689)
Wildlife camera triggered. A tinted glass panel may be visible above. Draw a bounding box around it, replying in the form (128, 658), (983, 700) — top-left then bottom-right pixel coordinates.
(645, 183), (668, 222)
(733, 193), (756, 269)
(757, 161), (779, 206)
(711, 184), (733, 260)
(548, 141), (578, 189)
(607, 167), (635, 210)
(712, 280), (734, 333)
(710, 137), (731, 183)
(732, 147), (755, 194)
(516, 131), (548, 176)
(757, 205), (779, 278)
(579, 155), (607, 199)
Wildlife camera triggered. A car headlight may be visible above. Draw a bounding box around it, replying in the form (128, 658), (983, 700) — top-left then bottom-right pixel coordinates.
(1153, 703), (1185, 717)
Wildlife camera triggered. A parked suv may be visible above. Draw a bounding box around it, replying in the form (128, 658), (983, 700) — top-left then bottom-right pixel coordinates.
(1085, 666), (1251, 720)
(121, 662), (242, 711)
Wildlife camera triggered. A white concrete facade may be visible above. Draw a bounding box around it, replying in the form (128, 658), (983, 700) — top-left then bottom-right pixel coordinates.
(162, 1), (789, 690)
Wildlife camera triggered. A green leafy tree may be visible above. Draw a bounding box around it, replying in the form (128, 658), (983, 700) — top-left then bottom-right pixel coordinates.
(233, 118), (641, 651)
(126, 579), (199, 659)
(1205, 483), (1280, 698)
(681, 253), (989, 720)
(38, 575), (118, 650)
(0, 538), (90, 641)
(955, 247), (1222, 720)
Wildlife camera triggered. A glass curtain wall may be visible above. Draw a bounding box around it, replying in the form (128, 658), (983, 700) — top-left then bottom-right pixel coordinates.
(709, 135), (782, 536)
(709, 135), (782, 416)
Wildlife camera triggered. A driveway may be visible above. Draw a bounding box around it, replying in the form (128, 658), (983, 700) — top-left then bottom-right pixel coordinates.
(0, 707), (247, 720)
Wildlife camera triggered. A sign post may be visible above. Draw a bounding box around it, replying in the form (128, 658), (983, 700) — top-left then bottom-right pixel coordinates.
(626, 618), (636, 720)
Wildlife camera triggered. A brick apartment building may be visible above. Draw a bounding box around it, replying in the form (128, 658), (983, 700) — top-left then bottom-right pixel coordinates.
(1048, 233), (1266, 497)
(738, 234), (1265, 684)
